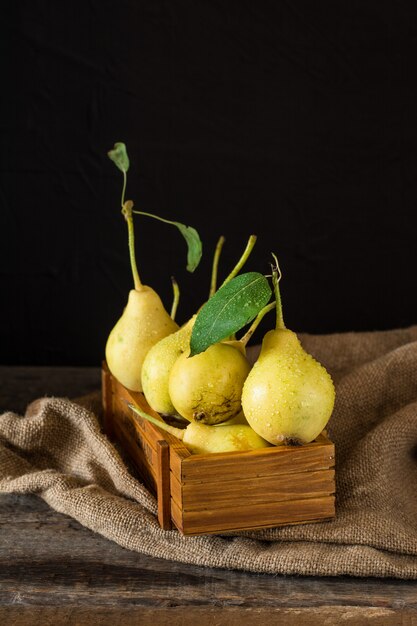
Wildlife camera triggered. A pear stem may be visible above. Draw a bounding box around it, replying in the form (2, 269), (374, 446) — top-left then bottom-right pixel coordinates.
(122, 201), (142, 290)
(240, 301), (276, 347)
(170, 276), (180, 320)
(221, 234), (257, 288)
(128, 402), (185, 441)
(271, 253), (285, 329)
(209, 235), (226, 297)
(121, 170), (127, 207)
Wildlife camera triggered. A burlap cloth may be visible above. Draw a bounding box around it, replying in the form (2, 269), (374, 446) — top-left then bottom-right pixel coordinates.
(1, 325), (417, 578)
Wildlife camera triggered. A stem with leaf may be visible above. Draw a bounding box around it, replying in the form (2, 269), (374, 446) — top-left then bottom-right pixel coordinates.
(132, 210), (202, 273)
(108, 140), (203, 305)
(108, 143), (143, 291)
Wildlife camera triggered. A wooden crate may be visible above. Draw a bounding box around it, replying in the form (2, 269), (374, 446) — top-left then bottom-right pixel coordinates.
(102, 361), (336, 536)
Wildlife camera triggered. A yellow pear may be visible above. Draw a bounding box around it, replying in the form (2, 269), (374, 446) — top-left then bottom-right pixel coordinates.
(168, 342), (251, 425)
(128, 402), (270, 455)
(104, 142), (203, 395)
(241, 254), (335, 445)
(241, 327), (335, 445)
(141, 315), (196, 415)
(105, 286), (179, 392)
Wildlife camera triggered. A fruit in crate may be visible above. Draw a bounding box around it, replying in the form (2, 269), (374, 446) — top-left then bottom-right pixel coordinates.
(168, 341), (251, 424)
(102, 141), (336, 454)
(128, 402), (270, 455)
(106, 284), (179, 392)
(171, 267), (275, 426)
(141, 315), (197, 416)
(241, 255), (336, 445)
(140, 234), (261, 421)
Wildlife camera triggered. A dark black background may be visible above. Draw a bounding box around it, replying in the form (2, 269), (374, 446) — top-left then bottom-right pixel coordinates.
(1, 0), (417, 366)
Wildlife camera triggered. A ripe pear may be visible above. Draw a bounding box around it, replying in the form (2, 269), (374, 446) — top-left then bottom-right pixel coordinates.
(128, 402), (270, 454)
(105, 286), (179, 392)
(141, 315), (196, 416)
(241, 327), (335, 445)
(168, 341), (251, 425)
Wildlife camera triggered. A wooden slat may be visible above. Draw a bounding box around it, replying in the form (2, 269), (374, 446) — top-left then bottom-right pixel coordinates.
(112, 407), (160, 470)
(111, 385), (187, 470)
(181, 495), (336, 535)
(156, 440), (172, 530)
(113, 386), (166, 449)
(182, 469), (335, 512)
(112, 418), (157, 494)
(170, 498), (184, 533)
(181, 442), (335, 482)
(169, 442), (191, 481)
(111, 379), (190, 453)
(170, 470), (183, 509)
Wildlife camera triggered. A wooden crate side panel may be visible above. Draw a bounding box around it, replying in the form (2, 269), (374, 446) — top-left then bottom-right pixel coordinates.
(181, 442), (335, 482)
(170, 498), (185, 534)
(169, 449), (187, 533)
(112, 383), (170, 448)
(181, 495), (336, 536)
(112, 416), (157, 494)
(112, 401), (160, 470)
(156, 440), (171, 530)
(102, 364), (184, 509)
(169, 471), (183, 509)
(102, 363), (189, 455)
(181, 468), (335, 512)
(107, 369), (188, 459)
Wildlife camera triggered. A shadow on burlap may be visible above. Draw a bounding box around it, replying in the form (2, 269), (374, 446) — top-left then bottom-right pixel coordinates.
(1, 325), (417, 578)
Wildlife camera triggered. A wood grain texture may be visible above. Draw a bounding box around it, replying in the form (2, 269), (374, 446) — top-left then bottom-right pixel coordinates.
(156, 440), (172, 530)
(0, 365), (102, 415)
(1, 606), (417, 626)
(0, 492), (417, 617)
(181, 496), (336, 535)
(1, 366), (417, 624)
(181, 469), (336, 510)
(180, 442), (335, 481)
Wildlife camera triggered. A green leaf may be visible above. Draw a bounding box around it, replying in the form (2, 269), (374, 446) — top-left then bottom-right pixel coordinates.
(108, 142), (130, 173)
(132, 211), (202, 272)
(173, 222), (202, 272)
(189, 272), (272, 356)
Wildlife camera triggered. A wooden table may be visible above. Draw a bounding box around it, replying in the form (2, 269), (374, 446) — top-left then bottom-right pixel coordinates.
(1, 366), (417, 625)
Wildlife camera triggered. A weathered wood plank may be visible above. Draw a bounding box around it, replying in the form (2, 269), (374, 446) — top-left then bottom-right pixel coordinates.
(0, 366), (102, 415)
(1, 606), (416, 626)
(0, 493), (417, 612)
